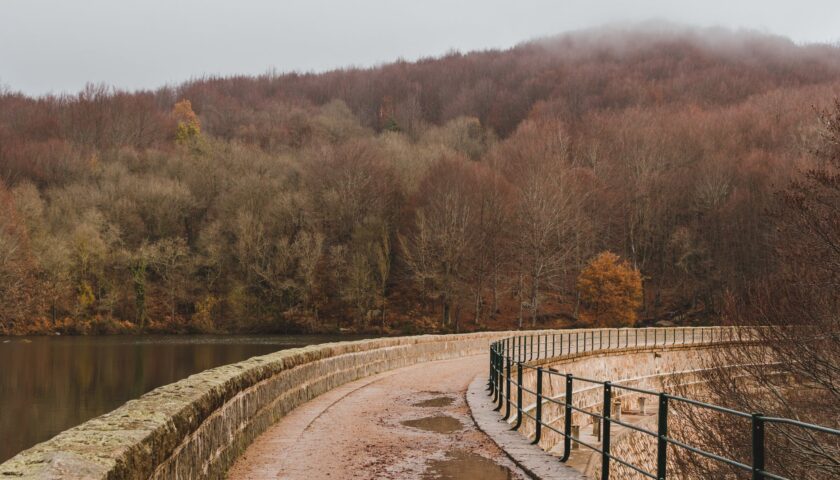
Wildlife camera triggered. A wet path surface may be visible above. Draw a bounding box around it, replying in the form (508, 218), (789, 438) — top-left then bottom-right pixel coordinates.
(227, 355), (527, 480)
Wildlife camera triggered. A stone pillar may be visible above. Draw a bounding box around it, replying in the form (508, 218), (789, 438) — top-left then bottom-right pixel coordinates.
(571, 424), (580, 449)
(613, 399), (622, 421)
(638, 396), (647, 415)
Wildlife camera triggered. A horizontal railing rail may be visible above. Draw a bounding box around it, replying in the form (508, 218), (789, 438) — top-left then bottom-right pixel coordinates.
(487, 327), (839, 480)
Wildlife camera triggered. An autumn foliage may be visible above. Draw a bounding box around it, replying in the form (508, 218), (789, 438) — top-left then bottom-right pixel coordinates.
(172, 99), (201, 144)
(0, 25), (839, 334)
(576, 252), (643, 327)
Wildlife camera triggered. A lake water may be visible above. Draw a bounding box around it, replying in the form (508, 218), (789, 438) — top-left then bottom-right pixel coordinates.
(0, 334), (355, 463)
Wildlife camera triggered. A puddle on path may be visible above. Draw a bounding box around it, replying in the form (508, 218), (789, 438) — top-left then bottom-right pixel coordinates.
(413, 396), (454, 408)
(422, 450), (514, 480)
(401, 415), (463, 433)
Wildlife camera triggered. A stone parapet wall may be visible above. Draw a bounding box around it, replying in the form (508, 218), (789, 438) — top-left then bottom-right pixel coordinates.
(516, 344), (736, 452)
(489, 327), (769, 479)
(1, 331), (547, 480)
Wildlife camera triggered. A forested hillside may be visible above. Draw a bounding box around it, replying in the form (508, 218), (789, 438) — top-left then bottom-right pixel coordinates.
(2, 26), (839, 334)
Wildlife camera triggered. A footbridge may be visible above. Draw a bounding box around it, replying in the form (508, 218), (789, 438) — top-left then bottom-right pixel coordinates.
(1, 327), (835, 479)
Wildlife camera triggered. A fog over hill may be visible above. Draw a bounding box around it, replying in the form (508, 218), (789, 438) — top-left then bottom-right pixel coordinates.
(2, 0), (839, 94)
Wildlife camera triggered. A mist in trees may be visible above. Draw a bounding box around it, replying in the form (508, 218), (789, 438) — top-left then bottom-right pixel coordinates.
(1, 25), (839, 334)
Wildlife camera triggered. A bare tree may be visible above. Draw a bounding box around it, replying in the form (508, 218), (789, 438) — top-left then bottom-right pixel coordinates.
(146, 237), (189, 322)
(400, 158), (476, 329)
(502, 121), (589, 327)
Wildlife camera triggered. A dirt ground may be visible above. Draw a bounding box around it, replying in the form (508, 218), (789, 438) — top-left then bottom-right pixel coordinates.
(227, 355), (527, 480)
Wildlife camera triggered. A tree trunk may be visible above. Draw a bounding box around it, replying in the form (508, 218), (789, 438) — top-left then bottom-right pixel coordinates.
(517, 272), (524, 329)
(381, 297), (387, 330)
(491, 267), (499, 316)
(170, 285), (176, 322)
(531, 275), (540, 327)
(474, 290), (482, 325)
(442, 297), (451, 327)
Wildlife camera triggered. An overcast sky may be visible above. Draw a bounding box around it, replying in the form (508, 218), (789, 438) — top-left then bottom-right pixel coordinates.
(2, 0), (839, 97)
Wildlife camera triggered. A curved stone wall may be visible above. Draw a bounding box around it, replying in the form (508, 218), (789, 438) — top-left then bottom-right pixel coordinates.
(491, 328), (769, 479)
(516, 343), (738, 450)
(0, 331), (544, 480)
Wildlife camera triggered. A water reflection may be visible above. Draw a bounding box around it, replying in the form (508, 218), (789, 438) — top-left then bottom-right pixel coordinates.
(0, 334), (354, 463)
(423, 451), (513, 480)
(401, 415), (464, 434)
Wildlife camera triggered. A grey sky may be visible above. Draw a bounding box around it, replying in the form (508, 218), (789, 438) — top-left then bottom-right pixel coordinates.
(2, 0), (839, 97)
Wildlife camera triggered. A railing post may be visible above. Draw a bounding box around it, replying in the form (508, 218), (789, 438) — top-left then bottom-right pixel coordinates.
(529, 335), (534, 361)
(560, 374), (574, 462)
(752, 413), (765, 480)
(492, 347), (498, 399)
(602, 382), (612, 480)
(540, 334), (544, 359)
(532, 367), (543, 444)
(503, 357), (512, 420)
(495, 354), (505, 411)
(515, 336), (519, 363)
(513, 363), (523, 430)
(497, 346), (503, 397)
(488, 346), (495, 394)
(513, 337), (517, 363)
(657, 393), (668, 480)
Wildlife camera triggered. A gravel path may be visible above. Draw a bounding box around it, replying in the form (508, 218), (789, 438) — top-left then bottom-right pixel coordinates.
(227, 355), (527, 480)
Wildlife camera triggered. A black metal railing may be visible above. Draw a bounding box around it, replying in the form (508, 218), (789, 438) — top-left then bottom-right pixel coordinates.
(487, 327), (840, 480)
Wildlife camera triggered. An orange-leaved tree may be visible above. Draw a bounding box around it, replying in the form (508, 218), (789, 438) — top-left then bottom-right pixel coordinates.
(577, 251), (643, 327)
(172, 99), (201, 145)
